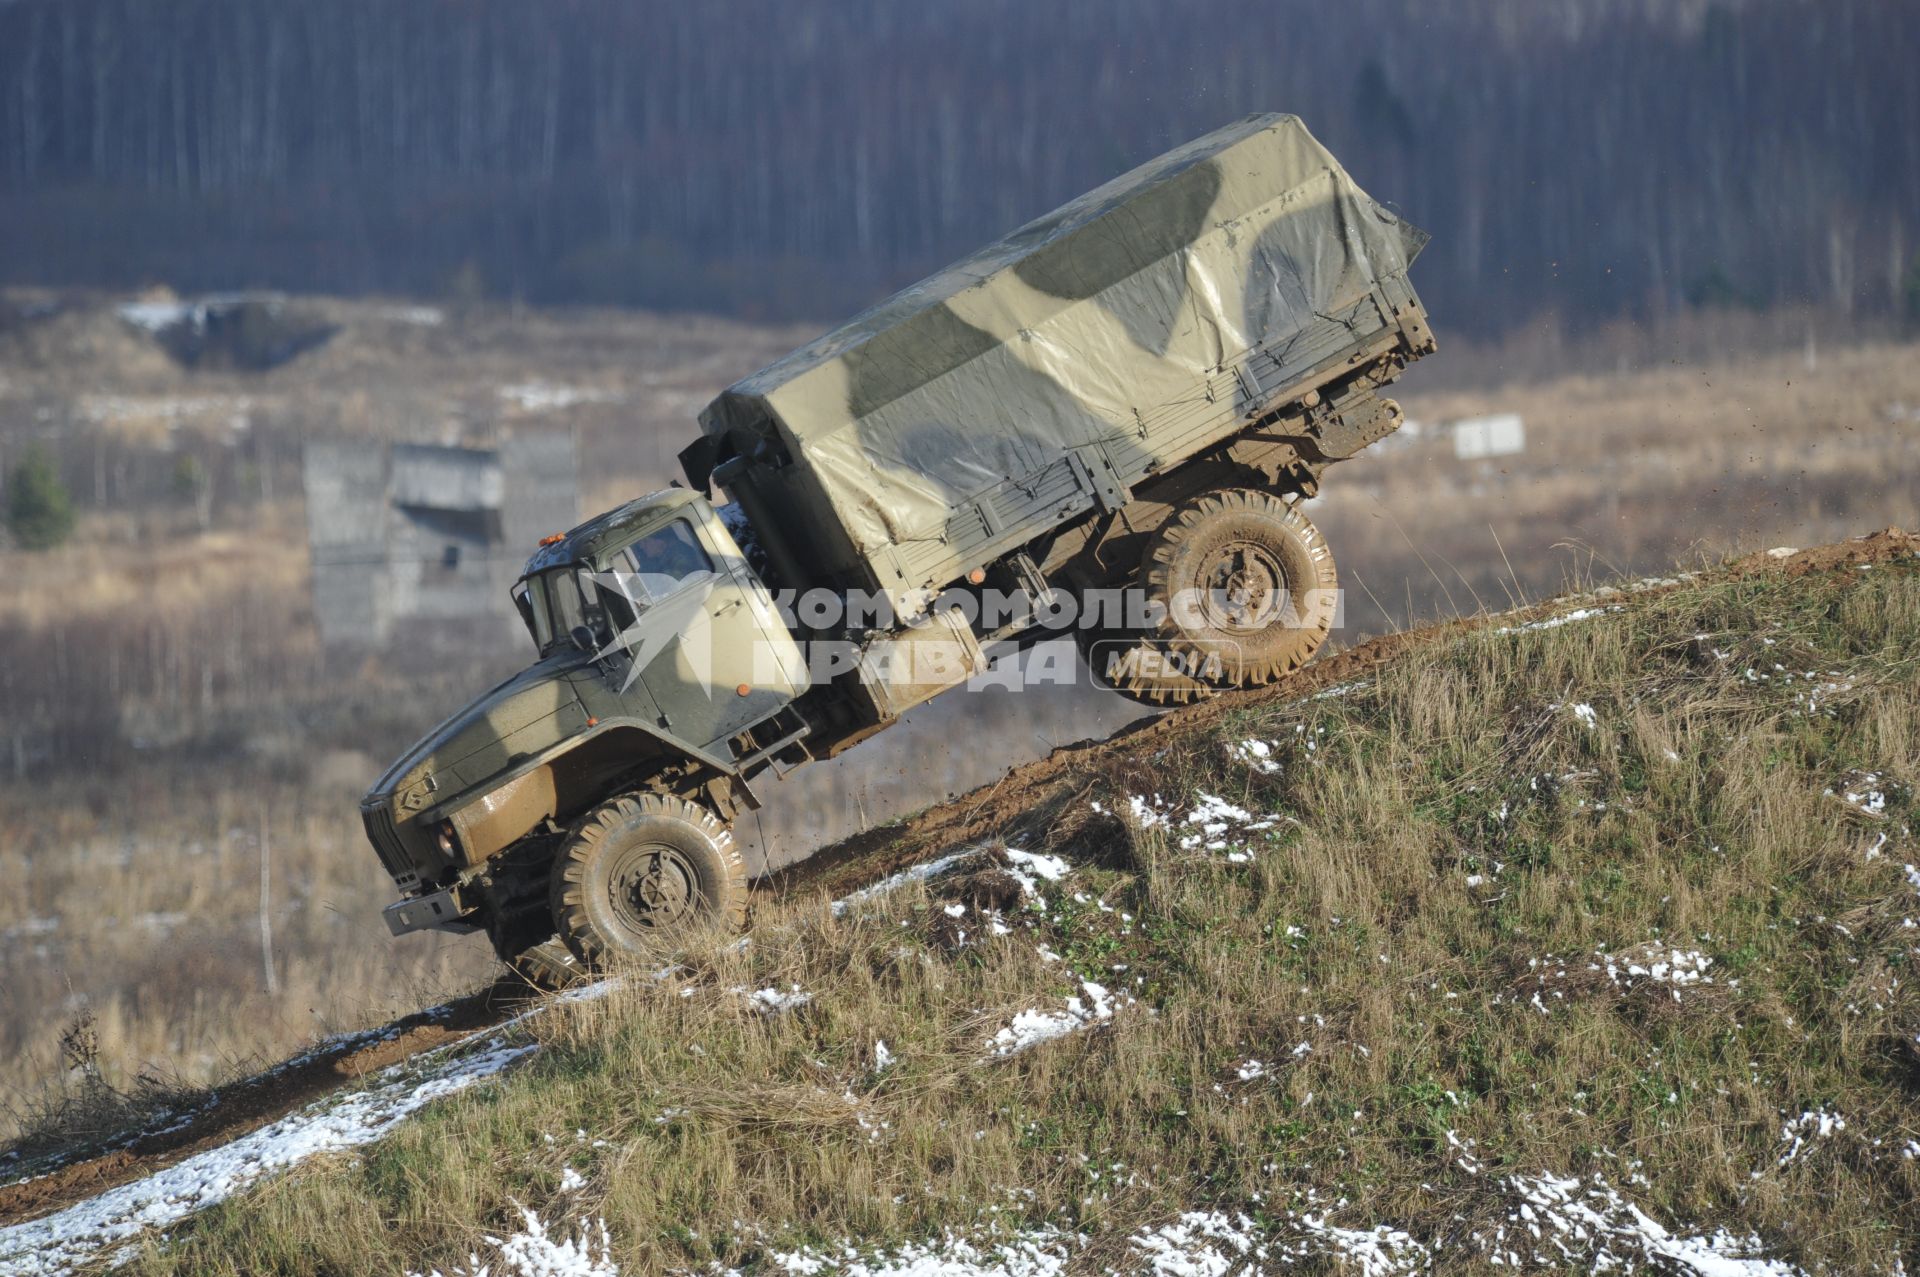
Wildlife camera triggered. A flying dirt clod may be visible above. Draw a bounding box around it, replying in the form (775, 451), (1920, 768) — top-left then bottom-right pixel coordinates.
(358, 113), (1434, 982)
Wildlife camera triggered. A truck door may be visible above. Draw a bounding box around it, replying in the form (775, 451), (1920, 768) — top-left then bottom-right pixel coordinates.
(597, 516), (801, 752)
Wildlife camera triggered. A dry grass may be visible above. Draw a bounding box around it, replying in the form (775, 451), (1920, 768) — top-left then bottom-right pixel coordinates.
(0, 511), (309, 628)
(0, 768), (497, 1133)
(105, 556), (1920, 1276)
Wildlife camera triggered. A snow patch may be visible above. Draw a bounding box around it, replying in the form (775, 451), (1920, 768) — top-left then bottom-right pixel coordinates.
(1130, 1210), (1270, 1276)
(1284, 1215), (1429, 1276)
(1826, 772), (1890, 816)
(1777, 1108), (1847, 1168)
(746, 1169), (1798, 1277)
(1228, 738), (1282, 774)
(762, 1210), (1426, 1277)
(1518, 943), (1718, 1010)
(766, 1228), (1075, 1277)
(0, 1037), (535, 1277)
(1477, 1171), (1802, 1275)
(1597, 946), (1713, 990)
(1121, 792), (1282, 861)
(0, 917), (58, 942)
(1177, 792), (1279, 858)
(988, 981), (1124, 1058)
(734, 1165), (1820, 1277)
(1299, 678), (1370, 705)
(743, 985), (813, 1015)
(1790, 674), (1854, 717)
(1001, 848), (1071, 893)
(409, 1206), (619, 1277)
(1544, 700), (1602, 731)
(498, 382), (621, 413)
(1122, 794), (1169, 829)
(117, 301), (191, 331)
(1493, 605), (1621, 635)
(79, 392), (251, 426)
(831, 852), (973, 917)
(380, 304), (446, 326)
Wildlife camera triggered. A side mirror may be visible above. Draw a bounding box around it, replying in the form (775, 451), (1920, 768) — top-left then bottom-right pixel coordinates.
(570, 624), (596, 654)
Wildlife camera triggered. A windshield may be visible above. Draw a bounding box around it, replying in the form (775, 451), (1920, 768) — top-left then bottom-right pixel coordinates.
(517, 567), (605, 654)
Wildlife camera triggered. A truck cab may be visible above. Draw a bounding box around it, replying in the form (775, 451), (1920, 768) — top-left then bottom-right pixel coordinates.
(361, 489), (804, 951)
(514, 488), (805, 754)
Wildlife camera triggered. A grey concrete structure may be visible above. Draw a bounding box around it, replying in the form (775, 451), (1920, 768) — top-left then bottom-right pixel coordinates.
(302, 435), (578, 645)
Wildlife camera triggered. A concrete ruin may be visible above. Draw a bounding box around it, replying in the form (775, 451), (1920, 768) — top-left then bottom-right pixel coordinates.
(302, 435), (578, 645)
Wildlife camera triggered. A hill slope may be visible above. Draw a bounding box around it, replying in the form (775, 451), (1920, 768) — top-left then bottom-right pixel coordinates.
(5, 532), (1919, 1276)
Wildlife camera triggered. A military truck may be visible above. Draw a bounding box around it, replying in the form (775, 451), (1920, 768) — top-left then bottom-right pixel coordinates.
(362, 113), (1434, 983)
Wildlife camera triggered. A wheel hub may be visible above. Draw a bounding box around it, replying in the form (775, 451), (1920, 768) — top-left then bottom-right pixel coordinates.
(610, 846), (697, 930)
(1201, 541), (1286, 632)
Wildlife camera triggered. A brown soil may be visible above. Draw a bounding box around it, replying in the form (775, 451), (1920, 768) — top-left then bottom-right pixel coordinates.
(1726, 527), (1918, 578)
(1, 527), (1910, 1229)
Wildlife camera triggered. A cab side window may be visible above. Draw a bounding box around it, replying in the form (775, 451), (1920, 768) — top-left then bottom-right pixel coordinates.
(630, 520), (712, 582)
(601, 519), (714, 619)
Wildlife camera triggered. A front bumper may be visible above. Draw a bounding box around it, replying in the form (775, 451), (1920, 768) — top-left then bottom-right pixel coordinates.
(383, 886), (480, 937)
(364, 801), (430, 894)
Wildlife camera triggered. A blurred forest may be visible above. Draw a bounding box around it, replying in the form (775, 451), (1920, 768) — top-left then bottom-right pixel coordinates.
(2, 0), (1916, 333)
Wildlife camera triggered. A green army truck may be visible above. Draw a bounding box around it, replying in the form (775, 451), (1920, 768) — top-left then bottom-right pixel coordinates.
(362, 113), (1434, 984)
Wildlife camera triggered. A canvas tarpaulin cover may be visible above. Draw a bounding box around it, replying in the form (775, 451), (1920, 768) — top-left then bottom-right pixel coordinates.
(698, 112), (1427, 596)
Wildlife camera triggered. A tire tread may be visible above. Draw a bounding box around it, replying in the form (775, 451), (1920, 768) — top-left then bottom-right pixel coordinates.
(550, 792), (745, 968)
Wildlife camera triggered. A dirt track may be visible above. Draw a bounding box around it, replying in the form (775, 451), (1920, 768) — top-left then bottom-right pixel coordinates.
(3, 528), (1912, 1229)
(0, 993), (512, 1224)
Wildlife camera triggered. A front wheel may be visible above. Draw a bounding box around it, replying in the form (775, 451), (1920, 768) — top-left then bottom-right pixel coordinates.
(550, 793), (747, 967)
(485, 887), (589, 992)
(506, 936), (589, 991)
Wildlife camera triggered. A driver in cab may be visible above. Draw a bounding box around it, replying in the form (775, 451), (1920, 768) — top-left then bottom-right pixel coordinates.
(626, 521), (711, 601)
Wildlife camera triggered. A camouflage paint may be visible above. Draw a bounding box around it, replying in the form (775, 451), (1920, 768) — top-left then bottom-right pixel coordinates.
(700, 113), (1428, 615)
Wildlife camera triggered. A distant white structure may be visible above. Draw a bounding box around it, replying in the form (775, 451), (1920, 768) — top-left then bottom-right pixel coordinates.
(302, 435), (578, 645)
(1451, 413), (1526, 460)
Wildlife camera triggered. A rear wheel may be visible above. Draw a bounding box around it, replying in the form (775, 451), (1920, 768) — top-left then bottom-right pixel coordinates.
(550, 793), (747, 967)
(1090, 490), (1337, 706)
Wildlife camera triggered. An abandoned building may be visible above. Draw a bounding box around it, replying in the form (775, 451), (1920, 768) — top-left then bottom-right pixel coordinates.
(302, 435), (579, 645)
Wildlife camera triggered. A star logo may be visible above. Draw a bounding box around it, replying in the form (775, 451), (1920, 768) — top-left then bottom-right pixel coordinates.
(583, 569), (719, 695)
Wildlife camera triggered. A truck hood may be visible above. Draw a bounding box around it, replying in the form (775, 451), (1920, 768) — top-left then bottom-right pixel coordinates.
(365, 652), (590, 820)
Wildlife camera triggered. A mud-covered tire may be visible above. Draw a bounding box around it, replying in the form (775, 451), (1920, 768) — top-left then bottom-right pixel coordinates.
(1076, 624), (1207, 706)
(486, 896), (589, 993)
(507, 936), (589, 991)
(1073, 623), (1204, 706)
(1093, 490), (1337, 706)
(550, 793), (746, 968)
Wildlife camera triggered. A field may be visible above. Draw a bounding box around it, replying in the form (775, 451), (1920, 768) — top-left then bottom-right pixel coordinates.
(0, 289), (1916, 1142)
(3, 533), (1915, 1275)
